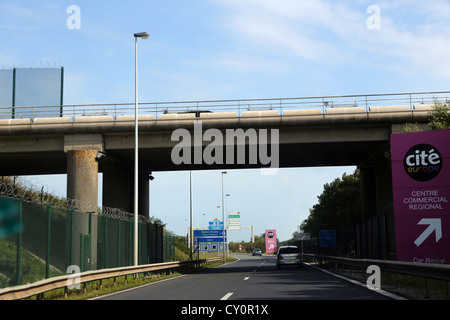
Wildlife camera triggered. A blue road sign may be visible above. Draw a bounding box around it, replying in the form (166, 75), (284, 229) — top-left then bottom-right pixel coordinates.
(194, 229), (227, 245)
(194, 237), (226, 243)
(194, 230), (226, 237)
(209, 220), (223, 230)
(319, 230), (336, 247)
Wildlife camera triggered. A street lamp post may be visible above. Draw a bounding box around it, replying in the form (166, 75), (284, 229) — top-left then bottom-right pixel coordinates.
(225, 194), (230, 220)
(221, 171), (227, 261)
(190, 170), (194, 258)
(225, 193), (230, 256)
(133, 31), (149, 266)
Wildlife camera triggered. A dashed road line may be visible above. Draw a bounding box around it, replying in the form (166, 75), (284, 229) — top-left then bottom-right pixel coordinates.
(220, 292), (233, 300)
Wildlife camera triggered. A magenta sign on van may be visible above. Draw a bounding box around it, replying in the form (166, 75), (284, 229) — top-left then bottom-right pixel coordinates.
(391, 130), (450, 263)
(265, 229), (277, 254)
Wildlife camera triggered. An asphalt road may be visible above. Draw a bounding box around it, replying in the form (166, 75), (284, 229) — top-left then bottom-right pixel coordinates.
(96, 254), (394, 301)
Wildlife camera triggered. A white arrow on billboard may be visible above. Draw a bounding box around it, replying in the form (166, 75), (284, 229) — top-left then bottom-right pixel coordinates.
(414, 218), (442, 247)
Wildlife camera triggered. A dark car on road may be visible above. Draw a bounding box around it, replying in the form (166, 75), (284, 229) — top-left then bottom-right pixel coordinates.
(276, 245), (303, 269)
(252, 248), (262, 256)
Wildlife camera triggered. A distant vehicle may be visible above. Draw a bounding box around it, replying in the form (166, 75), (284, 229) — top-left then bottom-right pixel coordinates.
(252, 248), (262, 256)
(276, 246), (303, 269)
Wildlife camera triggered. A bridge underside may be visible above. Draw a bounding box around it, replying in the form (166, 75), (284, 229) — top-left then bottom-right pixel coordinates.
(103, 140), (388, 172)
(0, 124), (390, 175)
(0, 137), (388, 176)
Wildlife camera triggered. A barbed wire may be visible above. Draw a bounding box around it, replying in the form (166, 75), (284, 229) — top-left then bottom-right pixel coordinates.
(0, 177), (152, 224)
(0, 61), (62, 69)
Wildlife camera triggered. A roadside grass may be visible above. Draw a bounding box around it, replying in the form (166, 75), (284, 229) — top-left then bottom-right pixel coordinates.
(32, 271), (183, 300)
(0, 240), (65, 288)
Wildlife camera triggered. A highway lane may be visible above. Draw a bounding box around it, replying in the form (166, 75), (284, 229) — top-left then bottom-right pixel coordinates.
(96, 254), (392, 300)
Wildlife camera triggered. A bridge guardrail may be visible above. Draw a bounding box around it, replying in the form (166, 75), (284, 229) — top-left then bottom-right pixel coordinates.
(0, 257), (223, 300)
(1, 91), (449, 120)
(303, 254), (450, 299)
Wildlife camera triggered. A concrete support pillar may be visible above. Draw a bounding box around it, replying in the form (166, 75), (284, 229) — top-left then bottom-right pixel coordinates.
(66, 149), (99, 269)
(102, 164), (133, 213)
(67, 149), (99, 212)
(138, 173), (150, 219)
(374, 156), (393, 214)
(359, 165), (377, 220)
(102, 165), (150, 219)
(358, 149), (395, 260)
(65, 134), (104, 210)
(374, 152), (395, 259)
(64, 134), (103, 270)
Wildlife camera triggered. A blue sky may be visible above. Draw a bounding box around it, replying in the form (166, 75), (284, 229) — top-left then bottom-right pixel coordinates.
(1, 0), (450, 242)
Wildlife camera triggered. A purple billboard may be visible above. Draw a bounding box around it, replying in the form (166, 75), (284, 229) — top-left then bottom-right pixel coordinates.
(265, 229), (277, 254)
(391, 130), (450, 263)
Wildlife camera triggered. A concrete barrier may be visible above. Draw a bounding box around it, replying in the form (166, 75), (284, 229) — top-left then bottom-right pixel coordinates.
(115, 114), (155, 121)
(369, 105), (411, 112)
(241, 110), (280, 117)
(74, 115), (115, 123)
(413, 104), (434, 111)
(199, 112), (237, 119)
(282, 109), (322, 116)
(0, 118), (31, 125)
(325, 107), (366, 114)
(32, 117), (73, 124)
(157, 113), (196, 120)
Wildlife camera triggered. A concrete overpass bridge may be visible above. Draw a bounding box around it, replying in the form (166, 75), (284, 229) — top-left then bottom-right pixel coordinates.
(0, 91), (447, 218)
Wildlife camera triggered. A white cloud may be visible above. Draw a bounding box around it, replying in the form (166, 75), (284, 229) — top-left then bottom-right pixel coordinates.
(184, 52), (290, 74)
(214, 0), (346, 61)
(212, 0), (450, 79)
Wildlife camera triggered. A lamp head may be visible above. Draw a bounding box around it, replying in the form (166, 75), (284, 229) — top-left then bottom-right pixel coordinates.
(134, 32), (149, 39)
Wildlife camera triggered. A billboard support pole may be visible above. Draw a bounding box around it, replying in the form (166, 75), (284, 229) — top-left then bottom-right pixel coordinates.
(12, 68), (16, 119)
(60, 66), (64, 117)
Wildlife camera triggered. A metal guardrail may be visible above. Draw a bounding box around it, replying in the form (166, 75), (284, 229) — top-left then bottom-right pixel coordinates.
(303, 254), (450, 299)
(1, 91), (449, 119)
(0, 257), (223, 300)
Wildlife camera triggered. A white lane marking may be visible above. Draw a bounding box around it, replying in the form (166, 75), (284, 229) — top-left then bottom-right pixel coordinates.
(220, 292), (233, 300)
(244, 277), (250, 280)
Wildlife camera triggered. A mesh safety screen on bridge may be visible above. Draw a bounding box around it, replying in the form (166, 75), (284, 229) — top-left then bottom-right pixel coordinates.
(0, 196), (175, 289)
(0, 67), (63, 119)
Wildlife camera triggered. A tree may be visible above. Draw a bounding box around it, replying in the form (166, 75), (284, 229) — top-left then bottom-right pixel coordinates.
(428, 99), (450, 130)
(401, 99), (449, 133)
(300, 169), (361, 241)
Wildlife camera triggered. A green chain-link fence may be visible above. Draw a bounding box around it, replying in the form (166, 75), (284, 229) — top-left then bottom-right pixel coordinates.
(0, 196), (175, 288)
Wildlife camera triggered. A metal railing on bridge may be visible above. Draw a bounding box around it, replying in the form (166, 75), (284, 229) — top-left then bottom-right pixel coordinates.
(1, 91), (449, 120)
